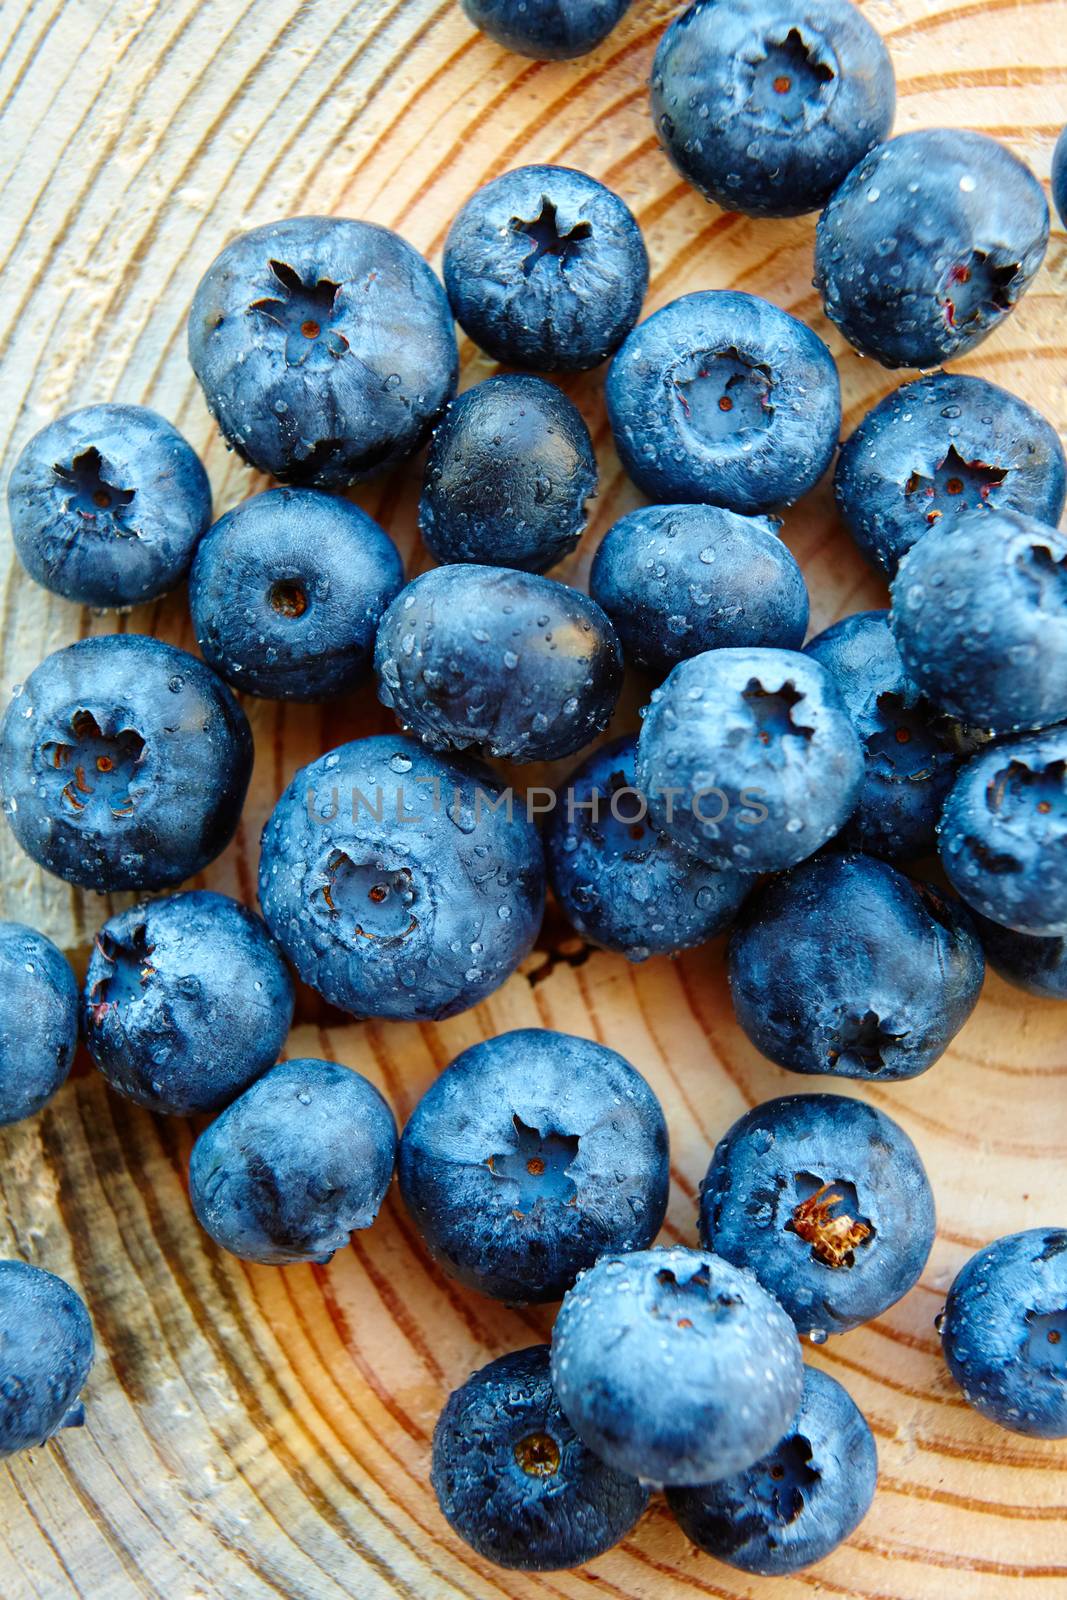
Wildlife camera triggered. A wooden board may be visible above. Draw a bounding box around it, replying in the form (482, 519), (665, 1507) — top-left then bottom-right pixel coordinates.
(1, 0), (1066, 1593)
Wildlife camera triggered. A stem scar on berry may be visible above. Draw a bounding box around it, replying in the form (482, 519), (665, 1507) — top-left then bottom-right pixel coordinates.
(789, 1180), (872, 1268)
(514, 1431), (561, 1478)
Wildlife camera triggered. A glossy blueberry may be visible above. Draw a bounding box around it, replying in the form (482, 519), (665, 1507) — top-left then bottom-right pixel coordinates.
(971, 914), (1067, 1000)
(700, 1093), (936, 1338)
(590, 504), (809, 677)
(7, 405), (211, 610)
(805, 610), (959, 859)
(834, 373), (1067, 580)
(190, 487), (403, 700)
(816, 130), (1049, 368)
(1053, 124), (1067, 228)
(190, 1058), (396, 1265)
(419, 376), (596, 572)
(0, 924), (77, 1126)
(84, 892), (294, 1117)
(443, 165), (647, 371)
(432, 1345), (648, 1572)
(651, 0), (894, 218)
(728, 853), (984, 1081)
(546, 736), (750, 961)
(460, 0), (628, 57)
(940, 1229), (1067, 1438)
(375, 565), (622, 761)
(258, 734), (545, 1020)
(607, 291), (840, 513)
(188, 217), (457, 488)
(635, 647), (863, 873)
(0, 635), (252, 892)
(891, 509), (1067, 734)
(399, 1028), (669, 1303)
(551, 1246), (803, 1485)
(0, 1260), (93, 1457)
(666, 1366), (877, 1575)
(938, 728), (1067, 937)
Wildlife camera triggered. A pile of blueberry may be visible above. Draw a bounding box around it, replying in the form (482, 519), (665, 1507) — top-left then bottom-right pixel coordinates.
(1, 0), (1066, 1577)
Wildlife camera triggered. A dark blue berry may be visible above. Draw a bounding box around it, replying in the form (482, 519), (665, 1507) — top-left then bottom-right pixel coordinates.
(1053, 124), (1067, 227)
(460, 0), (629, 58)
(651, 0), (894, 218)
(971, 913), (1067, 1001)
(419, 376), (596, 571)
(0, 924), (77, 1127)
(700, 1093), (936, 1338)
(0, 635), (252, 892)
(0, 1260), (93, 1457)
(188, 217), (457, 487)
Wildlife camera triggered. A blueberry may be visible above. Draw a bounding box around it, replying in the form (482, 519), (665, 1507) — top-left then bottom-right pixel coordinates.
(460, 0), (629, 58)
(188, 217), (457, 488)
(728, 853), (984, 1081)
(890, 508), (1067, 734)
(699, 1093), (936, 1338)
(550, 1246), (803, 1484)
(375, 565), (622, 761)
(651, 0), (895, 218)
(666, 1366), (877, 1575)
(804, 610), (959, 859)
(419, 376), (596, 571)
(189, 1058), (396, 1265)
(189, 486), (404, 700)
(0, 924), (77, 1126)
(1053, 124), (1067, 227)
(606, 291), (841, 513)
(590, 504), (809, 677)
(399, 1028), (669, 1302)
(7, 404), (211, 609)
(815, 130), (1049, 368)
(971, 913), (1067, 1001)
(432, 1345), (648, 1571)
(635, 647), (864, 872)
(545, 736), (750, 960)
(940, 1229), (1067, 1438)
(443, 165), (647, 371)
(938, 727), (1067, 937)
(84, 891), (294, 1117)
(834, 372), (1066, 580)
(0, 1260), (93, 1457)
(0, 635), (252, 892)
(258, 734), (545, 1020)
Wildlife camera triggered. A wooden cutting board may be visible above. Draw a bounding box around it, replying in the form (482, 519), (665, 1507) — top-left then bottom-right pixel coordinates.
(0, 0), (1065, 1594)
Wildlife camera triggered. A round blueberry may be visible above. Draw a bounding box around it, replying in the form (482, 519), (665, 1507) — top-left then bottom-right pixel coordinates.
(938, 728), (1067, 937)
(84, 891), (294, 1117)
(443, 165), (647, 371)
(700, 1093), (936, 1338)
(972, 913), (1067, 1001)
(460, 0), (629, 58)
(546, 736), (750, 961)
(419, 376), (596, 572)
(0, 635), (253, 892)
(258, 734), (545, 1020)
(834, 372), (1067, 580)
(0, 924), (77, 1127)
(606, 291), (841, 513)
(189, 487), (404, 700)
(651, 0), (895, 218)
(375, 565), (622, 762)
(190, 1058), (397, 1265)
(1053, 124), (1067, 228)
(635, 646), (864, 873)
(188, 217), (458, 488)
(728, 853), (984, 1081)
(432, 1345), (648, 1571)
(815, 129), (1049, 368)
(666, 1366), (877, 1575)
(805, 610), (959, 860)
(890, 508), (1067, 734)
(399, 1028), (669, 1303)
(590, 504), (809, 677)
(0, 1260), (93, 1457)
(7, 404), (211, 610)
(940, 1229), (1067, 1438)
(551, 1246), (803, 1485)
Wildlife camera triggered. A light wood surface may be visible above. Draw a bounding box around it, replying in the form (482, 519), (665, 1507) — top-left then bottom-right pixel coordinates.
(1, 0), (1066, 1594)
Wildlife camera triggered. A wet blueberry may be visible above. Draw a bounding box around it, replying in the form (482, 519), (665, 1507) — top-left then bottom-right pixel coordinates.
(0, 1260), (93, 1457)
(0, 923), (78, 1127)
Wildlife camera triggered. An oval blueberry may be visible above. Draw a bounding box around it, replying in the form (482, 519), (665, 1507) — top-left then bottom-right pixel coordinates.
(0, 1260), (93, 1458)
(460, 0), (629, 58)
(0, 924), (77, 1127)
(971, 913), (1067, 1001)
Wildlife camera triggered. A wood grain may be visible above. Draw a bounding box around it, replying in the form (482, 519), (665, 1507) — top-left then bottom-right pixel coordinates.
(1, 0), (1066, 1594)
